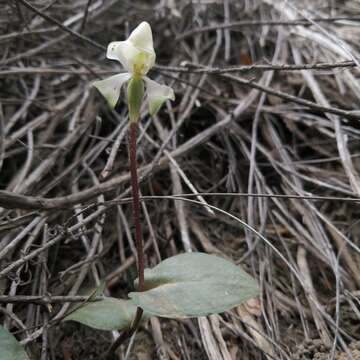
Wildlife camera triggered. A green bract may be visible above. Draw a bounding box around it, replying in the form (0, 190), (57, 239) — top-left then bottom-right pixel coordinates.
(127, 77), (145, 123)
(93, 22), (175, 116)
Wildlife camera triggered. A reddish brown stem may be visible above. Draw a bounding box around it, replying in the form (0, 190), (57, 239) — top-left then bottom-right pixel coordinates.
(104, 121), (144, 359)
(129, 121), (144, 291)
(104, 308), (143, 359)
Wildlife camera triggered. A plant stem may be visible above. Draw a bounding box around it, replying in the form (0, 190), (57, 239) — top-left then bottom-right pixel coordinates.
(104, 121), (144, 359)
(104, 308), (143, 359)
(129, 121), (145, 291)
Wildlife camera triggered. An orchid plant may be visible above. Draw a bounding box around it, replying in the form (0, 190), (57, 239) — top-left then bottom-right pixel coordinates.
(0, 22), (260, 360)
(94, 22), (176, 308)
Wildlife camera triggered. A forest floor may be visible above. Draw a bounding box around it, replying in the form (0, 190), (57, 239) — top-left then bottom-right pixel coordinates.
(1, 0), (360, 359)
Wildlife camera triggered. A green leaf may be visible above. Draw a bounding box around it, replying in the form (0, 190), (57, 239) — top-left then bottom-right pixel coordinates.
(0, 326), (30, 360)
(64, 297), (138, 331)
(129, 252), (259, 318)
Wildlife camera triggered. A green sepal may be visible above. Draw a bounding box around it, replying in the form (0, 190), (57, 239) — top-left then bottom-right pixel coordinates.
(127, 77), (144, 123)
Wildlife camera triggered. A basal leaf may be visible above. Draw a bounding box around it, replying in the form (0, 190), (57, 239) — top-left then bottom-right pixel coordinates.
(0, 326), (30, 360)
(64, 297), (138, 331)
(129, 252), (259, 318)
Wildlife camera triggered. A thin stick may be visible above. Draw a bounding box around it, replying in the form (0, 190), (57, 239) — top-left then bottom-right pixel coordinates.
(176, 16), (360, 41)
(0, 295), (105, 304)
(15, 0), (105, 51)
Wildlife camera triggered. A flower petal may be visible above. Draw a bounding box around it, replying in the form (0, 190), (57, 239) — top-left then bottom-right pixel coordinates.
(128, 22), (155, 55)
(106, 41), (140, 73)
(93, 73), (132, 108)
(144, 77), (175, 116)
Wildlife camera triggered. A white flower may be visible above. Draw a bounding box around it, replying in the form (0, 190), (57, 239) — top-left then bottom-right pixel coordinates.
(93, 21), (175, 116)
